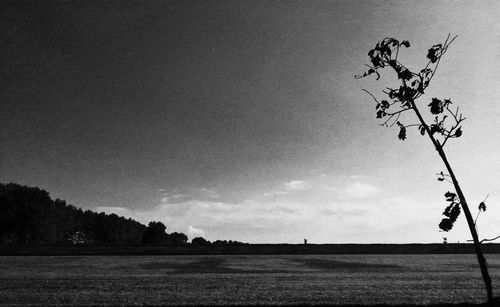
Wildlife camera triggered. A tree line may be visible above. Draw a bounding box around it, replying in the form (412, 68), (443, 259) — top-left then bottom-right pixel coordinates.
(0, 183), (246, 246)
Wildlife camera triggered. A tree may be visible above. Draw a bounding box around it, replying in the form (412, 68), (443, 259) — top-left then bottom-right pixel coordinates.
(141, 221), (168, 244)
(356, 35), (494, 304)
(191, 236), (210, 246)
(168, 232), (188, 245)
(0, 183), (148, 244)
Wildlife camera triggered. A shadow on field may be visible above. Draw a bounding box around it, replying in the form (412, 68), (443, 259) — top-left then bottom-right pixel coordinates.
(139, 257), (287, 274)
(139, 256), (406, 273)
(172, 257), (242, 273)
(138, 257), (238, 273)
(295, 258), (402, 271)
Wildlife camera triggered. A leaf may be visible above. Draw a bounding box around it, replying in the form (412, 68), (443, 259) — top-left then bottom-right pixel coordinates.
(399, 69), (413, 81)
(454, 127), (462, 138)
(429, 123), (444, 136)
(428, 98), (443, 114)
(478, 201), (487, 212)
(388, 89), (398, 99)
(439, 203), (461, 232)
(419, 126), (426, 136)
(439, 218), (453, 232)
(438, 177), (444, 181)
(427, 44), (442, 63)
(444, 191), (456, 202)
(427, 50), (437, 63)
(401, 40), (410, 48)
(398, 125), (406, 141)
(420, 68), (432, 76)
(384, 46), (391, 57)
(443, 205), (453, 217)
(371, 56), (382, 67)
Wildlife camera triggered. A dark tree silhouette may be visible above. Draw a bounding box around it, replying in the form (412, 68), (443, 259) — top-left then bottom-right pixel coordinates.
(0, 183), (241, 247)
(168, 232), (188, 245)
(141, 221), (169, 244)
(0, 183), (146, 244)
(356, 35), (494, 304)
(191, 236), (210, 246)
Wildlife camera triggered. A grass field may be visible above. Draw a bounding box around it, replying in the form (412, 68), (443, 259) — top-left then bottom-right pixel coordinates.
(1, 254), (500, 306)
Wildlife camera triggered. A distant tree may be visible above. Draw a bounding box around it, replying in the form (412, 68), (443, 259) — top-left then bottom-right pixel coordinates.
(191, 237), (210, 246)
(356, 35), (494, 303)
(0, 183), (192, 246)
(211, 239), (247, 246)
(0, 183), (146, 245)
(0, 183), (54, 243)
(141, 221), (168, 244)
(212, 240), (228, 246)
(168, 232), (188, 245)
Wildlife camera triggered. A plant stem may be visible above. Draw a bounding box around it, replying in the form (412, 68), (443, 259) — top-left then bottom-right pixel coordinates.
(409, 99), (494, 304)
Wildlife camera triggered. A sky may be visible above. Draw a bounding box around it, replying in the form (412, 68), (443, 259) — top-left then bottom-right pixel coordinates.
(2, 0), (500, 243)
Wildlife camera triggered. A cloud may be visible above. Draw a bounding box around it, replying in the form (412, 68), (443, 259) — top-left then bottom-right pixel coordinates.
(284, 180), (310, 191)
(187, 225), (206, 239)
(262, 191), (287, 197)
(344, 182), (380, 199)
(94, 175), (452, 244)
(319, 207), (367, 217)
(171, 193), (190, 200)
(156, 187), (220, 203)
(95, 194), (446, 243)
(95, 197), (312, 243)
(199, 188), (220, 198)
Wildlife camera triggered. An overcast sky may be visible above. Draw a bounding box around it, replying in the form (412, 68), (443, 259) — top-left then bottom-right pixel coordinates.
(2, 0), (500, 243)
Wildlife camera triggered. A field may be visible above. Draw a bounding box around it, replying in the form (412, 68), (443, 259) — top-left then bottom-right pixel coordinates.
(1, 254), (500, 306)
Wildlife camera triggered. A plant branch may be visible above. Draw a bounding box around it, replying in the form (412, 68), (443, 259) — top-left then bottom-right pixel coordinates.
(361, 88), (380, 105)
(357, 34), (493, 304)
(467, 235), (500, 244)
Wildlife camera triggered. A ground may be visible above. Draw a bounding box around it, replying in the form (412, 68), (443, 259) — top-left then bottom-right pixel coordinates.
(1, 254), (499, 306)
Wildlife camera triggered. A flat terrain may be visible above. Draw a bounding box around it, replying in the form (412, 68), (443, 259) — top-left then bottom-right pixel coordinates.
(2, 243), (500, 255)
(1, 254), (500, 306)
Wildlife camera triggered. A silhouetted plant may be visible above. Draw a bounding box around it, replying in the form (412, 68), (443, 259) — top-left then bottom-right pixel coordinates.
(168, 232), (188, 245)
(191, 236), (210, 246)
(141, 221), (169, 244)
(356, 35), (494, 304)
(0, 183), (147, 244)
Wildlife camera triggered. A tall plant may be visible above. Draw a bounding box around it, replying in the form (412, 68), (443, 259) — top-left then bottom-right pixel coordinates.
(356, 34), (494, 304)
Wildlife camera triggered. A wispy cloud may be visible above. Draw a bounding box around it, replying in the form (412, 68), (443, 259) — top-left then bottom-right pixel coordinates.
(284, 180), (311, 191)
(262, 191), (287, 197)
(344, 182), (380, 199)
(95, 176), (454, 243)
(187, 225), (206, 239)
(199, 188), (220, 198)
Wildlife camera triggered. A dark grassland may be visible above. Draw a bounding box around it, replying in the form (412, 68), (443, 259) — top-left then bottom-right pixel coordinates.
(1, 254), (500, 306)
(2, 243), (500, 256)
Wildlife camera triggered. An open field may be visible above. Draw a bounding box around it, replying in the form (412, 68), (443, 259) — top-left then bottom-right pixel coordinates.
(1, 254), (500, 306)
(2, 243), (500, 256)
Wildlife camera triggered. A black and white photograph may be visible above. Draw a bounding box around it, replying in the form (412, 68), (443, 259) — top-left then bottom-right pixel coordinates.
(1, 0), (500, 306)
